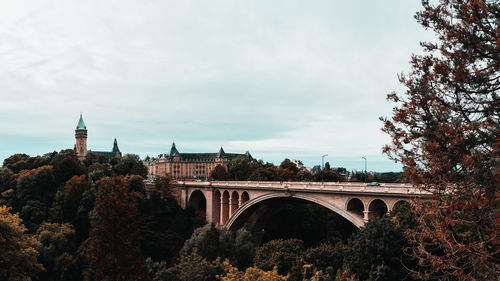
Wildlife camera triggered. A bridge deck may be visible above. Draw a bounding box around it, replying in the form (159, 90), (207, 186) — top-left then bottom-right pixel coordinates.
(176, 181), (432, 197)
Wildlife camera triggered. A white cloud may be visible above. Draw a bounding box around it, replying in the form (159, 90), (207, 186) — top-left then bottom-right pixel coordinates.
(0, 0), (434, 171)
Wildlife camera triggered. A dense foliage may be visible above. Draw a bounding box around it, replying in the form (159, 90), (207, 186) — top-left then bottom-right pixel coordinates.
(382, 0), (499, 279)
(211, 157), (403, 183)
(0, 150), (200, 281)
(0, 152), (423, 281)
(0, 205), (43, 281)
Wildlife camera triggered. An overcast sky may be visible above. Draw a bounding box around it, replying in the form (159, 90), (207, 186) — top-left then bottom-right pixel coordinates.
(0, 0), (434, 172)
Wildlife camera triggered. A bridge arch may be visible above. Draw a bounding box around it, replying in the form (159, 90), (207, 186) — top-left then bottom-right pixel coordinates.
(230, 191), (239, 215)
(391, 199), (410, 212)
(213, 190), (221, 224)
(368, 199), (388, 219)
(188, 190), (206, 218)
(225, 193), (365, 230)
(222, 190), (230, 224)
(241, 191), (249, 204)
(346, 197), (365, 220)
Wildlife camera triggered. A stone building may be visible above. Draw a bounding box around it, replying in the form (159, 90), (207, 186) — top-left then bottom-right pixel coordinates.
(74, 114), (122, 161)
(145, 142), (254, 180)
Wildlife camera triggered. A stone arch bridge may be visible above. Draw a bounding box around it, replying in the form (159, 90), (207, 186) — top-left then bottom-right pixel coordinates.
(174, 181), (431, 230)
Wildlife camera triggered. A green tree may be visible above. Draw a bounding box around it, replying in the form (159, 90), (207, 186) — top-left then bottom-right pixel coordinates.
(156, 254), (225, 281)
(86, 176), (149, 281)
(2, 153), (30, 174)
(324, 162), (331, 171)
(36, 222), (78, 281)
(315, 170), (345, 182)
(278, 159), (299, 181)
(0, 167), (15, 192)
(0, 205), (43, 281)
(61, 175), (90, 223)
(210, 165), (230, 181)
(295, 169), (314, 182)
(302, 243), (343, 279)
(248, 166), (278, 181)
(14, 165), (57, 232)
(341, 217), (410, 281)
(137, 176), (200, 264)
(253, 239), (304, 279)
(181, 224), (256, 269)
(112, 154), (147, 177)
(181, 224), (226, 261)
(87, 162), (109, 183)
(228, 157), (252, 181)
(20, 200), (49, 233)
(15, 165), (56, 206)
(53, 156), (83, 186)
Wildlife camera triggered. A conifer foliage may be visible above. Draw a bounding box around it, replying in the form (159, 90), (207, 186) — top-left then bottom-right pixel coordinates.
(85, 176), (149, 281)
(382, 0), (499, 279)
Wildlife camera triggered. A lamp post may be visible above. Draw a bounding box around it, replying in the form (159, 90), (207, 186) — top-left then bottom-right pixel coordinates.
(321, 154), (328, 184)
(362, 157), (367, 182)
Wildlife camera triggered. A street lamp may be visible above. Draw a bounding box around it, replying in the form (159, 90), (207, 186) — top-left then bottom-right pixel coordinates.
(362, 157), (367, 182)
(321, 154), (328, 184)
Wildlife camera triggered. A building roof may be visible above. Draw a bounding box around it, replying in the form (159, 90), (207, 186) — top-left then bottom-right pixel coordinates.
(162, 143), (254, 162)
(88, 151), (120, 160)
(112, 138), (120, 153)
(217, 147), (225, 157)
(88, 139), (121, 160)
(76, 113), (87, 130)
(170, 142), (179, 156)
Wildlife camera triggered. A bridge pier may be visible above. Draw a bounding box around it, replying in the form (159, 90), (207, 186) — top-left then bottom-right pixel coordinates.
(221, 194), (229, 225)
(363, 211), (370, 222)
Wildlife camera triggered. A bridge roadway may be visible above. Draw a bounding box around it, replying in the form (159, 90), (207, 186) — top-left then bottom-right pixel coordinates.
(174, 181), (431, 229)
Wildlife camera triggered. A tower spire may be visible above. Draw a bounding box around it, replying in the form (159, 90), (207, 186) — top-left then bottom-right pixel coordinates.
(76, 113), (87, 130)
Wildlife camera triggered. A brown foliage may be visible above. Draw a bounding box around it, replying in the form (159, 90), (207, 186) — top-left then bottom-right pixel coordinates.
(0, 205), (43, 280)
(382, 0), (499, 279)
(85, 176), (149, 281)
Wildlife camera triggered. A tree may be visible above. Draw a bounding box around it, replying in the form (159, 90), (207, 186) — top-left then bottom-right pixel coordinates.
(253, 239), (304, 279)
(112, 154), (147, 177)
(302, 243), (343, 278)
(324, 162), (331, 171)
(219, 260), (288, 281)
(36, 222), (78, 281)
(85, 176), (149, 281)
(53, 156), (83, 186)
(14, 165), (57, 231)
(210, 165), (230, 181)
(248, 166), (278, 181)
(0, 168), (15, 192)
(0, 205), (43, 280)
(381, 1), (499, 279)
(2, 153), (30, 174)
(278, 159), (299, 181)
(228, 157), (252, 181)
(137, 176), (199, 264)
(180, 224), (256, 269)
(340, 217), (410, 281)
(61, 175), (90, 224)
(315, 170), (344, 182)
(15, 165), (56, 206)
(295, 169), (314, 182)
(155, 254), (225, 281)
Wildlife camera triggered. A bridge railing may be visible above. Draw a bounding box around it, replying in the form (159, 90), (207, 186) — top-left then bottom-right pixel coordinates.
(176, 181), (432, 196)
